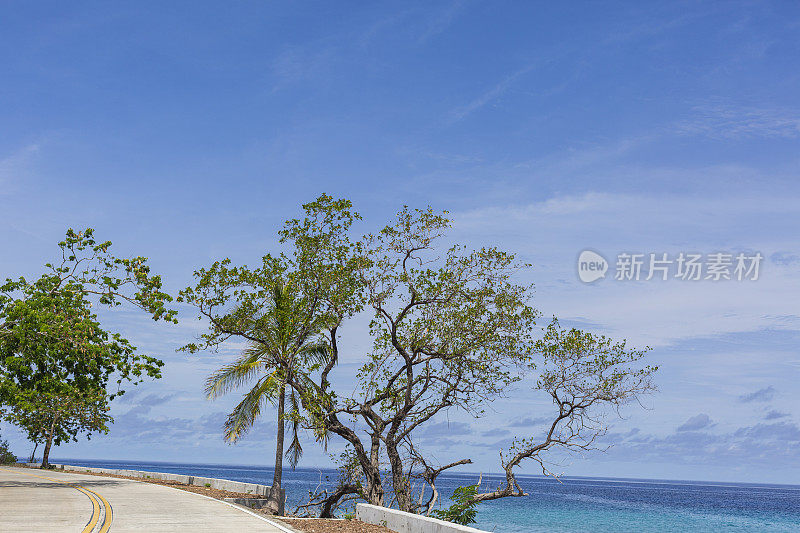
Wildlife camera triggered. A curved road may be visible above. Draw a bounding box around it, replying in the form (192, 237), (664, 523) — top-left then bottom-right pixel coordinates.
(0, 466), (291, 532)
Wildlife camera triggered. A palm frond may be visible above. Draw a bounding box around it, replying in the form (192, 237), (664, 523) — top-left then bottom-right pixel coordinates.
(285, 390), (303, 469)
(223, 371), (281, 443)
(205, 345), (268, 400)
(286, 431), (303, 469)
(299, 340), (331, 367)
(205, 277), (339, 471)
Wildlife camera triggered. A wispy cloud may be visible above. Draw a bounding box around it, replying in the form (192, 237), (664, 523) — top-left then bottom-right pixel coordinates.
(677, 413), (715, 432)
(448, 64), (536, 123)
(0, 143), (41, 192)
(416, 0), (469, 43)
(421, 421), (473, 438)
(770, 252), (800, 266)
(675, 104), (800, 140)
(509, 416), (552, 428)
(599, 417), (800, 471)
(270, 44), (338, 89)
(360, 1), (469, 46)
(764, 410), (790, 421)
(739, 386), (776, 403)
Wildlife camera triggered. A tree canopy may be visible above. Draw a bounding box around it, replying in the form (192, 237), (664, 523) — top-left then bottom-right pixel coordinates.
(0, 229), (176, 466)
(182, 195), (658, 519)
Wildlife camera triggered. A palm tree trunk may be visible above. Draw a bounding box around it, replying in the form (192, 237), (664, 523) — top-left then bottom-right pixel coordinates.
(268, 383), (286, 514)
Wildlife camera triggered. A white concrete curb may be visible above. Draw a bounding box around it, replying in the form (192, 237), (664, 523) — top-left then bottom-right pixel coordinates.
(356, 503), (491, 533)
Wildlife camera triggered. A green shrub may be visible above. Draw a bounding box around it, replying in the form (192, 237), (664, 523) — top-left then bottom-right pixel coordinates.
(430, 484), (480, 526)
(0, 435), (17, 465)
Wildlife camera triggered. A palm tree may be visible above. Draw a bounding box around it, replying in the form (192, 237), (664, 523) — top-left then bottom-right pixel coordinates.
(205, 282), (328, 514)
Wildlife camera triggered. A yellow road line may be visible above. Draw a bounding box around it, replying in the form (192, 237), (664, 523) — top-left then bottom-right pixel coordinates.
(83, 486), (113, 533)
(76, 485), (101, 532)
(0, 467), (113, 532)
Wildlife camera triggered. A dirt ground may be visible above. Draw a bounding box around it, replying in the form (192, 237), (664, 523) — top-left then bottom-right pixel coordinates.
(276, 518), (391, 533)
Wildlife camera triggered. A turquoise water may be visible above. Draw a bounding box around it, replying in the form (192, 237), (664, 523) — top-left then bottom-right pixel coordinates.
(58, 459), (800, 532)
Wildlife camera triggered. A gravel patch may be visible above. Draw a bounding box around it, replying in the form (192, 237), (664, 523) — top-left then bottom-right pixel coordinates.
(276, 518), (392, 533)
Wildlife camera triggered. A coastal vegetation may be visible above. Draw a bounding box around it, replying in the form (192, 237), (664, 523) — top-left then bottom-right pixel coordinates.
(203, 281), (330, 514)
(0, 229), (176, 467)
(182, 194), (658, 521)
(0, 431), (15, 464)
(0, 199), (656, 523)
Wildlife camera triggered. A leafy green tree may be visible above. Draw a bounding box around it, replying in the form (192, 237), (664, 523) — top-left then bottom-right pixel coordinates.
(180, 196), (366, 515)
(182, 196), (657, 517)
(288, 199), (656, 516)
(4, 388), (111, 467)
(0, 430), (16, 464)
(204, 281), (329, 515)
(0, 229), (175, 467)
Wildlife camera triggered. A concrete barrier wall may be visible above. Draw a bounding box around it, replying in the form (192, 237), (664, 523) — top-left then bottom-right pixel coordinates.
(45, 464), (284, 513)
(356, 503), (489, 533)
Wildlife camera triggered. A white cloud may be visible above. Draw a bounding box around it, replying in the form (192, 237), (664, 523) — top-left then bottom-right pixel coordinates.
(452, 191), (800, 346)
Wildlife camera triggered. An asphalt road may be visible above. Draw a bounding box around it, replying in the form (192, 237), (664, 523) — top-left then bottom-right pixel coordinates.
(0, 466), (292, 532)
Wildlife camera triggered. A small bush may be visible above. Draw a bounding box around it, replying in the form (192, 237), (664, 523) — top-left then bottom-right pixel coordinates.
(430, 484), (480, 526)
(0, 436), (17, 465)
(204, 483), (211, 488)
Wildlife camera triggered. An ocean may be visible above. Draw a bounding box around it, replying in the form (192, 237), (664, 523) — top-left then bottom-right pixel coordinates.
(56, 459), (800, 532)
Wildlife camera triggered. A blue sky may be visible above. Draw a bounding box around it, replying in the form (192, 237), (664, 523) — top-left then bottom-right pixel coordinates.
(1, 1), (800, 484)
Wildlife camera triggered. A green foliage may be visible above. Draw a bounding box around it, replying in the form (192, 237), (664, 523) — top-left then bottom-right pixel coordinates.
(180, 195), (657, 514)
(180, 195), (365, 450)
(204, 281), (328, 452)
(335, 447), (364, 493)
(0, 228), (175, 459)
(430, 484), (480, 525)
(0, 432), (16, 464)
(0, 280), (163, 401)
(4, 388), (111, 448)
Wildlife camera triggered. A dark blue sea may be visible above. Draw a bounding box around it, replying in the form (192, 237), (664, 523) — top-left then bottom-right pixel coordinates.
(56, 459), (800, 532)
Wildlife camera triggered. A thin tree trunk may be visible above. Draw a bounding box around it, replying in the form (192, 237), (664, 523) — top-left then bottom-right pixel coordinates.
(29, 441), (39, 464)
(385, 438), (412, 511)
(268, 383), (286, 514)
(41, 434), (53, 468)
(41, 416), (57, 468)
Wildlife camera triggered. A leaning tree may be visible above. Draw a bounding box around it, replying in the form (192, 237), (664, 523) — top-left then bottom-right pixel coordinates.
(0, 229), (176, 466)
